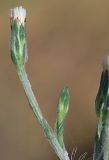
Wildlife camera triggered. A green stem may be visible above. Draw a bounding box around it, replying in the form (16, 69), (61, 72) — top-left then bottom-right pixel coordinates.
(16, 65), (69, 160)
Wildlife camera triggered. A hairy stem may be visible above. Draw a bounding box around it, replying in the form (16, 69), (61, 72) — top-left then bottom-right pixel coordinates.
(16, 65), (70, 160)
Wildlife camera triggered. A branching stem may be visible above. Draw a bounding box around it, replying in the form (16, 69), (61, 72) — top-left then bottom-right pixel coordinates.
(16, 65), (70, 160)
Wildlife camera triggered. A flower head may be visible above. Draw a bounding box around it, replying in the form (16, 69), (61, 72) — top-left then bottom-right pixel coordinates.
(10, 6), (26, 25)
(10, 6), (28, 66)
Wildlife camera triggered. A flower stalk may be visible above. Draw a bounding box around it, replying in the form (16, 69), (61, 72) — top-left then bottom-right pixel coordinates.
(10, 6), (70, 160)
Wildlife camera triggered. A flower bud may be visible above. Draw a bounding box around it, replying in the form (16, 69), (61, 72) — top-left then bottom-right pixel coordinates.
(96, 55), (109, 116)
(10, 6), (28, 66)
(94, 56), (109, 159)
(56, 87), (70, 149)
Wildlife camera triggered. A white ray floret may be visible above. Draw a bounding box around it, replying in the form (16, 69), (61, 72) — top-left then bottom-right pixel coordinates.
(10, 6), (26, 25)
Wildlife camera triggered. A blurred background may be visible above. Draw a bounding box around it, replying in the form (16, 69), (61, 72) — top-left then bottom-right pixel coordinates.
(1, 0), (109, 159)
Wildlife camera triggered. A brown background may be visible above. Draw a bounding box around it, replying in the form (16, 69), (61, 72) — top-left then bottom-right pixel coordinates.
(0, 0), (109, 159)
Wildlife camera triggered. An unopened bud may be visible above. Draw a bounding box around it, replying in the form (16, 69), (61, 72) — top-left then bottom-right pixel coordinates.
(94, 57), (109, 159)
(10, 6), (28, 66)
(56, 87), (70, 149)
(95, 56), (109, 138)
